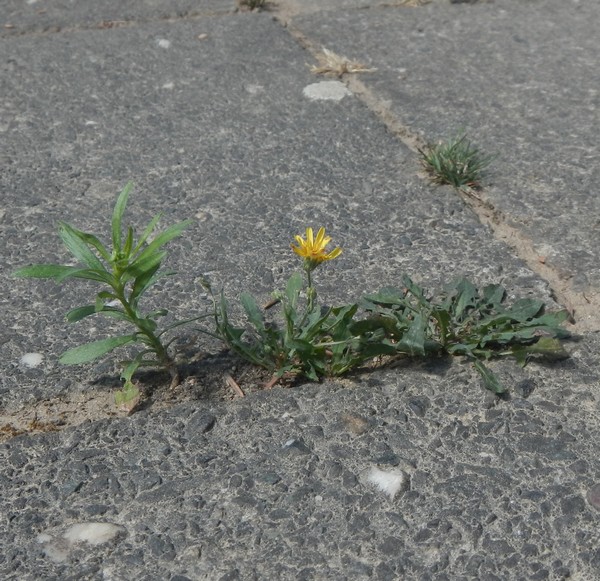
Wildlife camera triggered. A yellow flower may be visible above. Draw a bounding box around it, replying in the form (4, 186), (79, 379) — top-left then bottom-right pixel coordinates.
(291, 227), (342, 266)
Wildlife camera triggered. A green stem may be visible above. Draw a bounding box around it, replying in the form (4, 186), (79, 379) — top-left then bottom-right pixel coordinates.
(297, 265), (317, 332)
(114, 283), (179, 387)
(306, 268), (314, 312)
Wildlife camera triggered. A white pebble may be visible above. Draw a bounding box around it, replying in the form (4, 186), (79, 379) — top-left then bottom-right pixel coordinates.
(62, 522), (125, 546)
(157, 39), (171, 49)
(303, 81), (351, 102)
(20, 353), (44, 368)
(366, 466), (407, 500)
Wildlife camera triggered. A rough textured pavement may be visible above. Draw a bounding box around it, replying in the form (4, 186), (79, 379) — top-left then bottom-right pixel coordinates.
(1, 1), (600, 579)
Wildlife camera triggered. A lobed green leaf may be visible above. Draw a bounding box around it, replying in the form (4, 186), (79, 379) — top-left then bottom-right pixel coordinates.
(240, 292), (266, 334)
(452, 279), (478, 320)
(482, 284), (505, 307)
(396, 313), (426, 356)
(504, 298), (544, 321)
(473, 360), (506, 394)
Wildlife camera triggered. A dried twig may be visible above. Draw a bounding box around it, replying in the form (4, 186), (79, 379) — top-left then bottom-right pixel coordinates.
(225, 374), (245, 397)
(310, 48), (376, 78)
(264, 374), (280, 389)
(263, 298), (281, 310)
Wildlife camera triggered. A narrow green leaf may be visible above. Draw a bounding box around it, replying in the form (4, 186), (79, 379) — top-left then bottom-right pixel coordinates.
(130, 266), (162, 309)
(148, 309), (169, 319)
(99, 308), (131, 322)
(13, 264), (79, 280)
(521, 310), (571, 331)
(59, 222), (106, 271)
(299, 306), (326, 340)
(480, 328), (538, 346)
(122, 226), (135, 257)
(288, 338), (316, 361)
(97, 290), (117, 300)
(65, 227), (111, 262)
(133, 212), (162, 254)
(95, 294), (105, 313)
(66, 305), (97, 323)
(59, 335), (136, 365)
(133, 220), (193, 264)
(350, 315), (397, 337)
(136, 317), (158, 335)
(447, 342), (475, 356)
(56, 267), (115, 285)
(120, 352), (146, 385)
(473, 360), (506, 394)
(159, 315), (210, 335)
(122, 250), (166, 281)
(112, 182), (134, 252)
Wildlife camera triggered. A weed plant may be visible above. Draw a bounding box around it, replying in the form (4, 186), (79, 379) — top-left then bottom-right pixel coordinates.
(209, 228), (390, 384)
(419, 132), (493, 189)
(13, 183), (197, 409)
(237, 0), (266, 10)
(215, 228), (571, 393)
(361, 276), (570, 393)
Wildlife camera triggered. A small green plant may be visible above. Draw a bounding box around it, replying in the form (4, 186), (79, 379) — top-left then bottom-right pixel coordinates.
(13, 183), (194, 409)
(212, 228), (570, 393)
(419, 132), (493, 189)
(212, 227), (391, 385)
(362, 276), (571, 393)
(237, 0), (267, 10)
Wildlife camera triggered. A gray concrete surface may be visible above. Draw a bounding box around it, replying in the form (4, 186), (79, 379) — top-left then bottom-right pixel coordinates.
(292, 0), (600, 292)
(1, 0), (233, 35)
(1, 1), (599, 579)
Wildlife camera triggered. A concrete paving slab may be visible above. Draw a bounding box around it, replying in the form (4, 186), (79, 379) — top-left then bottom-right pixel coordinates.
(291, 0), (600, 324)
(1, 0), (233, 36)
(2, 334), (600, 579)
(2, 13), (554, 411)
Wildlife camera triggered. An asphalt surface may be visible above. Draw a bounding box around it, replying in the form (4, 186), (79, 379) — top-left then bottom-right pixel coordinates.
(1, 0), (599, 579)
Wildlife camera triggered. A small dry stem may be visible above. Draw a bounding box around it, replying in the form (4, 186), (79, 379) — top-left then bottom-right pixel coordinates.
(310, 48), (376, 77)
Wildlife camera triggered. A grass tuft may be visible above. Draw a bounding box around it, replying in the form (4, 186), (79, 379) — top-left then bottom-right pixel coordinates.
(236, 0), (267, 11)
(419, 132), (493, 189)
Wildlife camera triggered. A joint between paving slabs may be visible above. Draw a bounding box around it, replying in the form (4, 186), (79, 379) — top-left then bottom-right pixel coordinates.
(1, 9), (235, 37)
